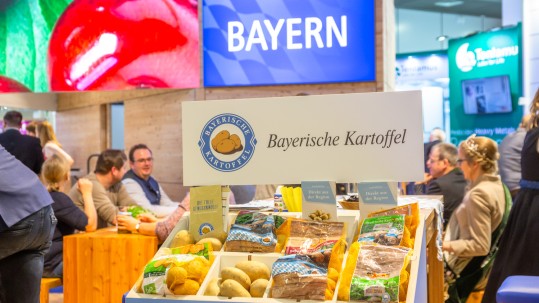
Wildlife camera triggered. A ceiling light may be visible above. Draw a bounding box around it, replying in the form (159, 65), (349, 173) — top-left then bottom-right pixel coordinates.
(434, 1), (464, 7)
(436, 35), (449, 42)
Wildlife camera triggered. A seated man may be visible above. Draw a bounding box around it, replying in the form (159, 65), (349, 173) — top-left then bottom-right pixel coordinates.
(122, 144), (179, 217)
(425, 142), (466, 230)
(69, 149), (137, 228)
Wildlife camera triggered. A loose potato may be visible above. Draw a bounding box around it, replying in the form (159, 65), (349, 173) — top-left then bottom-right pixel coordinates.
(219, 279), (251, 298)
(172, 278), (200, 295)
(235, 261), (270, 282)
(221, 267), (251, 290)
(171, 230), (195, 247)
(250, 279), (269, 298)
(204, 278), (221, 296)
(211, 130), (230, 149)
(197, 238), (222, 251)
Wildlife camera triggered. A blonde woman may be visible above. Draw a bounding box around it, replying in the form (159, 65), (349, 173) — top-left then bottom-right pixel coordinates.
(442, 135), (511, 303)
(483, 91), (539, 302)
(41, 155), (97, 278)
(37, 121), (74, 166)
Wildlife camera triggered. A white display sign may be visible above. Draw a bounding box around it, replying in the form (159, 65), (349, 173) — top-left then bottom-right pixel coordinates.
(182, 92), (424, 186)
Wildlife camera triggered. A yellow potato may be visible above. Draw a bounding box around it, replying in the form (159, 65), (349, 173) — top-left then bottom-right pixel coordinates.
(229, 134), (242, 149)
(328, 267), (339, 282)
(235, 261), (270, 282)
(172, 278), (200, 295)
(211, 130), (230, 149)
(327, 277), (336, 291)
(196, 238), (222, 251)
(221, 267), (251, 290)
(219, 279), (251, 298)
(166, 266), (187, 290)
(204, 278), (221, 296)
(249, 279), (269, 298)
(215, 139), (236, 154)
(171, 230), (195, 247)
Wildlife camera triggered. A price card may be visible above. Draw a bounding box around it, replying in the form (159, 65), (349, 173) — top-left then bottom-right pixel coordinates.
(357, 182), (398, 219)
(301, 181), (337, 222)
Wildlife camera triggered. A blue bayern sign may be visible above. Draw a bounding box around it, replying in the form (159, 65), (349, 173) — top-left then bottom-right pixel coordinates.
(203, 0), (376, 86)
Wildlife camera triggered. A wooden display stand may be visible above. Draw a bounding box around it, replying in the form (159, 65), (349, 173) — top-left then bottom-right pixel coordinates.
(125, 206), (443, 303)
(63, 227), (158, 303)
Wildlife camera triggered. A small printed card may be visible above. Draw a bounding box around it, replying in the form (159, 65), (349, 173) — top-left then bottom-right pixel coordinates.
(189, 185), (225, 241)
(357, 182), (398, 219)
(301, 181), (337, 222)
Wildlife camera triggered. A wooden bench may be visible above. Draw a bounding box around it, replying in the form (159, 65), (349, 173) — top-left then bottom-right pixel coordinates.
(40, 278), (62, 303)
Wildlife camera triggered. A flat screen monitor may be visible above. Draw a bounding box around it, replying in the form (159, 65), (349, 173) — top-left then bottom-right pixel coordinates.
(461, 75), (512, 114)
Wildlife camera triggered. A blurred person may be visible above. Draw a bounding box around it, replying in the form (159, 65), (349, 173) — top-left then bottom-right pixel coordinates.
(41, 155), (97, 278)
(117, 194), (191, 243)
(69, 149), (137, 229)
(482, 91), (539, 303)
(498, 114), (532, 199)
(122, 144), (179, 217)
(25, 121), (38, 137)
(0, 110), (44, 174)
(425, 142), (467, 230)
(442, 135), (511, 303)
(36, 121), (74, 166)
(424, 127), (446, 173)
(0, 145), (55, 303)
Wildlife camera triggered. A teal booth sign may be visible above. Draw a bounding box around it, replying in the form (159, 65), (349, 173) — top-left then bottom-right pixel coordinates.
(448, 24), (522, 144)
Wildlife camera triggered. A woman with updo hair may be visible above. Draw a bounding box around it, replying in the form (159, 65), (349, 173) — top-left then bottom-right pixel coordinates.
(442, 135), (511, 303)
(41, 155), (96, 278)
(482, 90), (539, 303)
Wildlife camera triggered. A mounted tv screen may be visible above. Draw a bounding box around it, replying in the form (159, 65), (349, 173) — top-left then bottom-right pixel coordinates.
(461, 75), (512, 114)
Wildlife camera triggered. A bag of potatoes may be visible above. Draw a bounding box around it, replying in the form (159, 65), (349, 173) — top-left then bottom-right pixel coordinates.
(140, 254), (211, 295)
(338, 242), (412, 303)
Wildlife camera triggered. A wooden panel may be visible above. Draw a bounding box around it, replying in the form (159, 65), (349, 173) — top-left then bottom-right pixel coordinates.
(56, 105), (106, 174)
(202, 82), (378, 101)
(124, 90), (194, 201)
(63, 228), (157, 303)
(57, 89), (178, 111)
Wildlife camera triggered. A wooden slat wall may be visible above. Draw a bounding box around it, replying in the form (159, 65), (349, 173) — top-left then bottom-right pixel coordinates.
(54, 0), (392, 196)
(123, 90), (194, 201)
(55, 104), (107, 175)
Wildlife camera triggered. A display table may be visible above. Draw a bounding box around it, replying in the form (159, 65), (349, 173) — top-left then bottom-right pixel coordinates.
(64, 227), (158, 303)
(125, 204), (443, 303)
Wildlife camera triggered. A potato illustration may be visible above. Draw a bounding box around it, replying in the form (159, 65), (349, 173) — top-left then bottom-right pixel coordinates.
(211, 130), (230, 149)
(229, 134), (242, 149)
(215, 139), (236, 154)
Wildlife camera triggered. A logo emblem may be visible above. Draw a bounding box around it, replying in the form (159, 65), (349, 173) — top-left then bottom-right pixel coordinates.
(199, 113), (257, 172)
(455, 43), (476, 72)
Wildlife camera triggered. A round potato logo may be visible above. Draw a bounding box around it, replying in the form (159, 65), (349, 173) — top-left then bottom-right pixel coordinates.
(199, 113), (256, 172)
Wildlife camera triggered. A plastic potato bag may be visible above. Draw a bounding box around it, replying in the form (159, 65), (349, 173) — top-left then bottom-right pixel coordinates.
(284, 219), (345, 254)
(338, 243), (412, 303)
(270, 254), (328, 300)
(368, 203), (420, 245)
(225, 212), (277, 253)
(357, 215), (408, 247)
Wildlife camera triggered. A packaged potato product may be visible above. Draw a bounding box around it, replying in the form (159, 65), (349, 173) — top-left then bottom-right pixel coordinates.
(338, 243), (412, 302)
(171, 243), (213, 262)
(141, 254), (210, 295)
(285, 219), (345, 254)
(368, 203), (420, 244)
(358, 215), (406, 246)
(270, 254), (328, 300)
(225, 212), (277, 253)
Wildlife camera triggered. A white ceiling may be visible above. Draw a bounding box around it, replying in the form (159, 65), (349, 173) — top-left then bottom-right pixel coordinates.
(395, 0), (502, 18)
